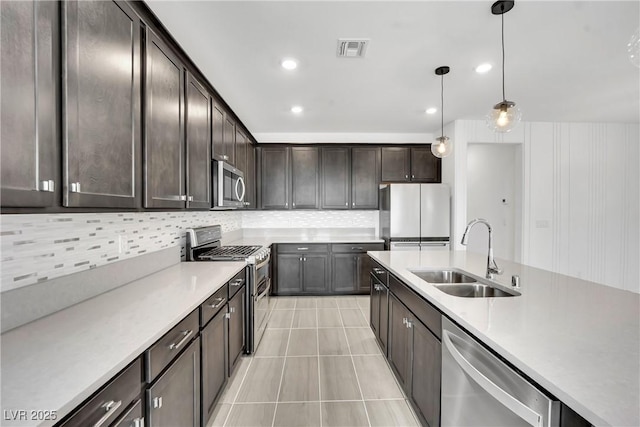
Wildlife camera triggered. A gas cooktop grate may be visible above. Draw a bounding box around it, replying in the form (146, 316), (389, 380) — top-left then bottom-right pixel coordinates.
(198, 245), (261, 260)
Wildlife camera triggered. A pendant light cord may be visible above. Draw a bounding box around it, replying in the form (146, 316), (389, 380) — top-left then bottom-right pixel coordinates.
(501, 7), (506, 102)
(441, 73), (444, 139)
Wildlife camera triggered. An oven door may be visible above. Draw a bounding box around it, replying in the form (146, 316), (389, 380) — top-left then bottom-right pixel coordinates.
(253, 277), (270, 350)
(212, 161), (245, 209)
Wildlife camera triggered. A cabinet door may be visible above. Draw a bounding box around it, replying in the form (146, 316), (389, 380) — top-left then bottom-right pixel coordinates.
(235, 128), (247, 175)
(321, 147), (350, 209)
(144, 29), (185, 208)
(1, 1), (57, 207)
(302, 254), (329, 293)
(379, 285), (389, 356)
(356, 254), (374, 293)
(245, 143), (256, 209)
(223, 116), (235, 166)
(63, 0), (140, 208)
(260, 147), (289, 209)
(370, 278), (381, 337)
(276, 254), (302, 294)
(410, 146), (441, 183)
(381, 147), (410, 182)
(201, 308), (227, 426)
(388, 295), (411, 390)
(291, 147), (319, 209)
(147, 337), (200, 427)
(212, 102), (225, 161)
(352, 147), (380, 209)
(410, 319), (441, 427)
(332, 253), (358, 293)
(228, 286), (245, 376)
(185, 72), (211, 209)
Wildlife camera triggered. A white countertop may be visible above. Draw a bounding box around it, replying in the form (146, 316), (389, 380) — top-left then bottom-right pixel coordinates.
(0, 261), (245, 427)
(368, 250), (640, 427)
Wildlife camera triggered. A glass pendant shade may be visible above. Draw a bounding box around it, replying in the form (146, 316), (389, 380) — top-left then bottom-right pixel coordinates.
(431, 136), (452, 158)
(486, 100), (521, 133)
(628, 27), (640, 68)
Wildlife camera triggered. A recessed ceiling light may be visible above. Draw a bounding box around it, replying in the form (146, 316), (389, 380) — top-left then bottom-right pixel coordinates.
(425, 107), (437, 115)
(281, 58), (298, 70)
(291, 105), (303, 114)
(475, 63), (492, 74)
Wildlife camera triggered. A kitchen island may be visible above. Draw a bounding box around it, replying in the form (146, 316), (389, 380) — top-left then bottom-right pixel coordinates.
(368, 250), (639, 427)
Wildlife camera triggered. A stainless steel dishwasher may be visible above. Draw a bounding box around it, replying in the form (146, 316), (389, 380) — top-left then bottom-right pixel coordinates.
(441, 317), (560, 427)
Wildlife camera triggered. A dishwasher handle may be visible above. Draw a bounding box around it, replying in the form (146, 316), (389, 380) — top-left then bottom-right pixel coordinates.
(442, 330), (544, 427)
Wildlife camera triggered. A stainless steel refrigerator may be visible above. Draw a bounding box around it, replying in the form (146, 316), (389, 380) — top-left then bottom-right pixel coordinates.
(379, 183), (450, 250)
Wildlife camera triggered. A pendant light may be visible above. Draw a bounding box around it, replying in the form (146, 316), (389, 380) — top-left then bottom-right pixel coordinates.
(486, 0), (521, 133)
(431, 66), (452, 158)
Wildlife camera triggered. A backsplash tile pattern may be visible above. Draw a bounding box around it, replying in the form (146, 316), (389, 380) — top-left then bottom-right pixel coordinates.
(242, 210), (378, 229)
(0, 211), (241, 292)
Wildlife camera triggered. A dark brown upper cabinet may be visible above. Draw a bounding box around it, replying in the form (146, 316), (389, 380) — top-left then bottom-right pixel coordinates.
(223, 115), (236, 166)
(212, 102), (225, 161)
(321, 147), (350, 209)
(381, 146), (441, 183)
(185, 72), (211, 209)
(1, 1), (58, 208)
(63, 0), (141, 208)
(291, 147), (320, 209)
(144, 28), (185, 208)
(259, 146), (290, 209)
(212, 102), (236, 166)
(351, 147), (380, 209)
(235, 128), (247, 176)
(244, 142), (256, 209)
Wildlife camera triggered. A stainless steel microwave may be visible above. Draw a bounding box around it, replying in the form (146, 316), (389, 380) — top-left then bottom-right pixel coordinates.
(212, 161), (246, 209)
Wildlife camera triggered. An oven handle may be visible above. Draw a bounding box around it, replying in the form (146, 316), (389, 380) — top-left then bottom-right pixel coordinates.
(256, 283), (270, 302)
(254, 255), (270, 270)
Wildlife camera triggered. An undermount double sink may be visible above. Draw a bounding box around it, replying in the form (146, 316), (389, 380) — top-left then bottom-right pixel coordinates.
(409, 269), (520, 298)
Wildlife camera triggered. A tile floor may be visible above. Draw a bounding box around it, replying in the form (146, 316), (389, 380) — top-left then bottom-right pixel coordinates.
(207, 296), (420, 427)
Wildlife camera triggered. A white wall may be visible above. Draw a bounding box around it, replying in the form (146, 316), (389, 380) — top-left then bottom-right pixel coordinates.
(466, 143), (521, 262)
(450, 119), (640, 293)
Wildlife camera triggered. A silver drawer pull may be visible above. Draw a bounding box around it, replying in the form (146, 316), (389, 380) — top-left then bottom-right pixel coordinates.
(373, 268), (385, 274)
(70, 182), (81, 193)
(132, 417), (144, 427)
(208, 297), (226, 309)
(93, 400), (122, 427)
(297, 247), (308, 251)
(188, 196), (194, 202)
(230, 278), (243, 287)
(351, 247), (363, 250)
(152, 397), (163, 409)
(39, 179), (55, 192)
(168, 330), (193, 350)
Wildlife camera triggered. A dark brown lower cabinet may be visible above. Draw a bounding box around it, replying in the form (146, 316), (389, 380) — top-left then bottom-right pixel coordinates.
(201, 307), (227, 426)
(370, 274), (389, 356)
(332, 253), (377, 294)
(387, 286), (442, 427)
(228, 286), (245, 376)
(113, 399), (143, 427)
(147, 337), (200, 427)
(275, 246), (329, 295)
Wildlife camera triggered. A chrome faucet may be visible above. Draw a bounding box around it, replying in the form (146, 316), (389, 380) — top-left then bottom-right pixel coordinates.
(461, 218), (503, 279)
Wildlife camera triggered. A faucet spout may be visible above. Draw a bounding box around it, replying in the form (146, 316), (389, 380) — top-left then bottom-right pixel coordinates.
(460, 218), (503, 279)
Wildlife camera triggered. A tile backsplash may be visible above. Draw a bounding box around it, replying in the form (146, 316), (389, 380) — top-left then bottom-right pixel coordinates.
(1, 209), (378, 293)
(0, 211), (241, 292)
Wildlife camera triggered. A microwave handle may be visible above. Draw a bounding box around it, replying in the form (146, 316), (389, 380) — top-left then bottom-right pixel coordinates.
(236, 177), (246, 202)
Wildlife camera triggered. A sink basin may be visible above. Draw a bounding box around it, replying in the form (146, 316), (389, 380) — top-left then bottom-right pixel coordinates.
(410, 270), (477, 284)
(434, 283), (518, 298)
(408, 268), (520, 298)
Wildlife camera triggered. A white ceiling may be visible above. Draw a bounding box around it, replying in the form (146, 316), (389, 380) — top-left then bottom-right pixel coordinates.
(146, 1), (639, 141)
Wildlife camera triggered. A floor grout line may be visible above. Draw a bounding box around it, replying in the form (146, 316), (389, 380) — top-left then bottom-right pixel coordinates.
(221, 356), (254, 427)
(270, 299), (296, 427)
(316, 303), (323, 427)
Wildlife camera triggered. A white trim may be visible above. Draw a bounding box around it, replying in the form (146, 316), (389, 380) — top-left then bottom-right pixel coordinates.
(253, 132), (434, 144)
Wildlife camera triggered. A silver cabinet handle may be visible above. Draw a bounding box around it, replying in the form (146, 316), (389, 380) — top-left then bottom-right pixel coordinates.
(188, 196), (194, 202)
(285, 202), (288, 207)
(345, 202), (348, 206)
(70, 182), (81, 193)
(299, 257), (302, 261)
(39, 180), (54, 192)
(208, 297), (226, 309)
(132, 418), (144, 427)
(93, 400), (122, 427)
(230, 278), (243, 287)
(373, 268), (385, 274)
(297, 247), (309, 251)
(152, 397), (163, 409)
(405, 175), (408, 179)
(168, 330), (193, 350)
(412, 175), (415, 179)
(351, 247), (363, 250)
(224, 312), (231, 319)
(292, 202), (296, 207)
(180, 195), (187, 201)
(402, 317), (407, 325)
(352, 203), (355, 207)
(406, 319), (413, 329)
(442, 330), (543, 427)
(230, 307), (236, 313)
(223, 155), (229, 160)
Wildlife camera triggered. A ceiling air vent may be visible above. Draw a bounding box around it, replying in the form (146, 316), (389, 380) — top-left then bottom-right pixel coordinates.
(336, 39), (369, 58)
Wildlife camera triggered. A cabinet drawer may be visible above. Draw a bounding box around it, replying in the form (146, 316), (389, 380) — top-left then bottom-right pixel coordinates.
(200, 284), (228, 328)
(145, 310), (199, 383)
(370, 260), (388, 286)
(60, 358), (143, 427)
(331, 243), (384, 253)
(228, 268), (246, 299)
(389, 274), (441, 340)
(277, 243), (328, 253)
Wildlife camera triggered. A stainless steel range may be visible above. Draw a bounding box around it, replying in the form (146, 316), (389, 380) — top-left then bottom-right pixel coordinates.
(186, 225), (271, 354)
